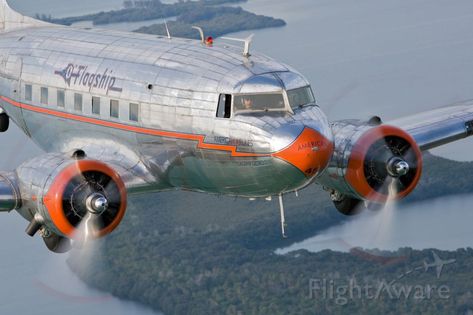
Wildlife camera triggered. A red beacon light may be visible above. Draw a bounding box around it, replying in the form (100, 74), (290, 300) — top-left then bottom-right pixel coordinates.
(205, 36), (214, 46)
(191, 26), (214, 47)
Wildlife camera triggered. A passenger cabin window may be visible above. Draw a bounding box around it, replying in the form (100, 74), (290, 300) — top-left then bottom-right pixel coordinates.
(25, 84), (32, 101)
(216, 94), (231, 118)
(57, 90), (65, 108)
(92, 96), (101, 115)
(74, 93), (83, 111)
(110, 99), (119, 118)
(129, 103), (139, 122)
(234, 93), (285, 113)
(40, 87), (48, 105)
(287, 86), (315, 109)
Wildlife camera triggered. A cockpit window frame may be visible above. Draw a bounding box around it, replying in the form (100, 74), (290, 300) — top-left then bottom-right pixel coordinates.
(287, 85), (316, 110)
(216, 94), (232, 119)
(220, 85), (317, 118)
(232, 91), (293, 116)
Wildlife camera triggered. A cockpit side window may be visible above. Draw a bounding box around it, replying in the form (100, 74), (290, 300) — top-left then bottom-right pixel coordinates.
(217, 94), (232, 118)
(287, 86), (315, 109)
(234, 93), (285, 113)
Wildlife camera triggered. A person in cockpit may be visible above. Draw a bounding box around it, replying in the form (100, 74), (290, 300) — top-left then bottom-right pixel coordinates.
(242, 96), (253, 110)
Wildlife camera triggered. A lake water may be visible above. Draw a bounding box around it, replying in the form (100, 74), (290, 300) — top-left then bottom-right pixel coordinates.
(0, 214), (161, 315)
(8, 0), (177, 18)
(71, 17), (177, 32)
(1, 0), (473, 313)
(8, 0), (125, 18)
(277, 195), (473, 254)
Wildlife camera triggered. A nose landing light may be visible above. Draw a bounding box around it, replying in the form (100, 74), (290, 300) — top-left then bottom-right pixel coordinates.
(273, 127), (333, 177)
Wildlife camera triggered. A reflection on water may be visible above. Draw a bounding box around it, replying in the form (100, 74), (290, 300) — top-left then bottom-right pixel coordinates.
(277, 195), (473, 254)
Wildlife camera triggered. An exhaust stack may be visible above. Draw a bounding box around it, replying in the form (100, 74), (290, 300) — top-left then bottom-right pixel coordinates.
(0, 173), (20, 212)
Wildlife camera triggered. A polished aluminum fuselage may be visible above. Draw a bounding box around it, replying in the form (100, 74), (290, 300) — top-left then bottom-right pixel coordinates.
(0, 25), (333, 197)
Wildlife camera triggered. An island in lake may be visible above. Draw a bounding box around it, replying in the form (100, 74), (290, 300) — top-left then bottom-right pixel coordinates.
(37, 0), (286, 39)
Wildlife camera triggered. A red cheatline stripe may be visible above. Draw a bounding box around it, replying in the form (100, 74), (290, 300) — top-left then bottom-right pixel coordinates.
(1, 95), (270, 157)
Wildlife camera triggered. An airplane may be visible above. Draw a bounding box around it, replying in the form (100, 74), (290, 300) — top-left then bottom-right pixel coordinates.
(423, 251), (456, 279)
(0, 0), (473, 253)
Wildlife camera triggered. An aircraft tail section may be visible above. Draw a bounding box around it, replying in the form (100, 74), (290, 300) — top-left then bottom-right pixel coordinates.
(0, 0), (50, 32)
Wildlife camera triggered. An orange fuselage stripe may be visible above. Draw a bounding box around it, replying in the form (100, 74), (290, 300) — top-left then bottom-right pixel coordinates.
(1, 96), (269, 158)
(2, 96), (333, 177)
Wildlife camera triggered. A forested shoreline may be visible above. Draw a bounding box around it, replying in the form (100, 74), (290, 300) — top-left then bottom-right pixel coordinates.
(36, 0), (286, 40)
(69, 153), (473, 315)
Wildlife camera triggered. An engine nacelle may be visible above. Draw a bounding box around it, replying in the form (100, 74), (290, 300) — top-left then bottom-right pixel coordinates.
(318, 120), (422, 212)
(1, 152), (127, 251)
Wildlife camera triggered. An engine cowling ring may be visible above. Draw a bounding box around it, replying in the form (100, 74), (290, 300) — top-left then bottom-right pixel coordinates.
(345, 125), (423, 202)
(43, 160), (127, 238)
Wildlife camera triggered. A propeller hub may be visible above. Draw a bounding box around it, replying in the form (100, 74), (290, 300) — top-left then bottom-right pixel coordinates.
(387, 157), (410, 177)
(86, 193), (109, 215)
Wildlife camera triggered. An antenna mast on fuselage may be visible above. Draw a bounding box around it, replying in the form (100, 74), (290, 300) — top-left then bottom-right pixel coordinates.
(164, 20), (171, 39)
(221, 34), (255, 58)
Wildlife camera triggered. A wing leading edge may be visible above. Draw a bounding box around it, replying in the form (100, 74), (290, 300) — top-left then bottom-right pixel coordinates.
(388, 100), (473, 151)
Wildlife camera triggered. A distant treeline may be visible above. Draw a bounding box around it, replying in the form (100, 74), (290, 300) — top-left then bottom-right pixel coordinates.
(69, 153), (473, 315)
(37, 0), (250, 26)
(134, 6), (286, 39)
(35, 0), (285, 40)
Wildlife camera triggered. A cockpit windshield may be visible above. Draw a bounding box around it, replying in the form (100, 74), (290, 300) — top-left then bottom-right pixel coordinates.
(234, 93), (286, 113)
(287, 86), (315, 109)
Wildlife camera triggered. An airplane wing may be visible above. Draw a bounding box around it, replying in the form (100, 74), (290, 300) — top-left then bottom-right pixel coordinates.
(0, 146), (166, 253)
(320, 99), (473, 212)
(78, 143), (165, 195)
(388, 100), (473, 151)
